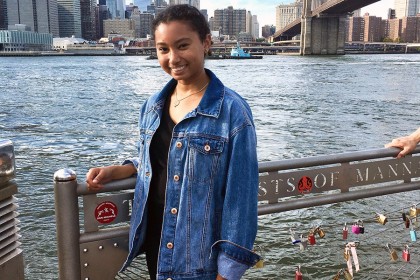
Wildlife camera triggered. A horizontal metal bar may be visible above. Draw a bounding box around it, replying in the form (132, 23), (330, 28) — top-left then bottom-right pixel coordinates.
(79, 226), (130, 244)
(258, 146), (420, 173)
(257, 181), (420, 216)
(77, 177), (137, 195)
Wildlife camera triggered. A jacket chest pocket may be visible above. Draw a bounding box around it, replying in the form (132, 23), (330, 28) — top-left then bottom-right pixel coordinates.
(187, 137), (224, 184)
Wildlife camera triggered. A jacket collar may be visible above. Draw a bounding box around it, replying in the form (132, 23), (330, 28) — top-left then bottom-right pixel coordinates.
(151, 69), (224, 119)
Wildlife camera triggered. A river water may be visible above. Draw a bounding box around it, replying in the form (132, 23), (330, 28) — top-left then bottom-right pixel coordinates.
(0, 54), (419, 279)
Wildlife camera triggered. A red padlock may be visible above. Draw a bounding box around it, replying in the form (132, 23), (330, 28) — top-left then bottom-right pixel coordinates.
(343, 223), (348, 240)
(405, 218), (410, 228)
(402, 245), (410, 262)
(308, 232), (316, 245)
(295, 265), (302, 280)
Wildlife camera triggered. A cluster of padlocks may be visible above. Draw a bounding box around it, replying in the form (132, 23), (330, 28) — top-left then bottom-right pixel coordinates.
(284, 204), (420, 279)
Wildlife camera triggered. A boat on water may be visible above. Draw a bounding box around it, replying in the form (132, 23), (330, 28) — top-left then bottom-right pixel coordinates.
(147, 42), (263, 60)
(209, 42), (262, 59)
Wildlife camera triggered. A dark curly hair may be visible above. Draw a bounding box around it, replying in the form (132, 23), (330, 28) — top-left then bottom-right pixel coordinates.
(151, 4), (210, 42)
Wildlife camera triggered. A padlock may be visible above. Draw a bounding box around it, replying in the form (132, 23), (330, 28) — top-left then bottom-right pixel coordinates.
(386, 243), (398, 261)
(317, 227), (325, 238)
(299, 235), (307, 251)
(409, 205), (418, 217)
(333, 269), (342, 280)
(402, 245), (410, 262)
(343, 223), (348, 240)
(254, 259), (264, 268)
(295, 265), (302, 280)
(405, 218), (411, 228)
(344, 247), (350, 261)
(308, 232), (316, 245)
(358, 220), (365, 234)
(290, 229), (301, 244)
(410, 228), (417, 242)
(376, 213), (388, 225)
(351, 222), (360, 234)
(343, 269), (353, 280)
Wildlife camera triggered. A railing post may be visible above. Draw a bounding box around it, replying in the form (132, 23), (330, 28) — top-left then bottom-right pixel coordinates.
(54, 168), (81, 280)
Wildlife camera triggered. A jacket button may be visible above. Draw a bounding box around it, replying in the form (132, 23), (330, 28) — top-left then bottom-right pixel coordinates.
(167, 242), (174, 249)
(176, 141), (182, 148)
(204, 144), (211, 152)
(167, 278), (172, 280)
(173, 175), (180, 181)
(171, 208), (177, 214)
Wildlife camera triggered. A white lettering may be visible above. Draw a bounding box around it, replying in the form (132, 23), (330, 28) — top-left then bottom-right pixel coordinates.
(356, 168), (368, 182)
(287, 177), (296, 193)
(258, 182), (267, 197)
(373, 167), (384, 180)
(314, 173), (327, 188)
(330, 171), (340, 187)
(402, 162), (412, 175)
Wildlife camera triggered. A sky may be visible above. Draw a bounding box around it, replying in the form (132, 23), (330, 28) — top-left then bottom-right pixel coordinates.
(202, 0), (394, 27)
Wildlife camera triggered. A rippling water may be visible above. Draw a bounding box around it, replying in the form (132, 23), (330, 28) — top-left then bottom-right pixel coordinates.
(0, 54), (419, 279)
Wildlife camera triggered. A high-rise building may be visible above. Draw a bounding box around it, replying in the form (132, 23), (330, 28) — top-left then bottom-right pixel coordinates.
(276, 1), (302, 32)
(347, 17), (364, 41)
(395, 0), (420, 18)
(246, 11), (252, 34)
(400, 16), (419, 42)
(107, 0), (126, 19)
(0, 0), (6, 30)
(5, 0), (59, 37)
(364, 14), (383, 42)
(57, 0), (81, 37)
(213, 6), (246, 37)
(131, 7), (154, 38)
(252, 15), (259, 38)
(96, 4), (111, 38)
(169, 0), (199, 9)
(80, 0), (97, 40)
(134, 0), (150, 12)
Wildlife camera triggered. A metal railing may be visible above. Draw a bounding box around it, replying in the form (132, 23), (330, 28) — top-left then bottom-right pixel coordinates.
(53, 146), (420, 280)
(0, 140), (24, 280)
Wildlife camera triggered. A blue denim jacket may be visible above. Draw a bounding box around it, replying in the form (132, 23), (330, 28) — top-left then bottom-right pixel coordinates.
(121, 69), (260, 279)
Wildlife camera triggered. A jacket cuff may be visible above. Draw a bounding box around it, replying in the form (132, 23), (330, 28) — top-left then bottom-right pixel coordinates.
(122, 158), (139, 170)
(212, 240), (261, 267)
(217, 252), (248, 280)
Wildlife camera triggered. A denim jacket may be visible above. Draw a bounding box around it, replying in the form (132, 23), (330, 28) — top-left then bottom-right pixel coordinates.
(121, 69), (260, 280)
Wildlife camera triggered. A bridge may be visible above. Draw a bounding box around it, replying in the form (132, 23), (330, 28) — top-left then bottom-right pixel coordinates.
(273, 0), (381, 55)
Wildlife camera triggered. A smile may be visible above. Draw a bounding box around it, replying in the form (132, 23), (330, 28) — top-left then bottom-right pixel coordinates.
(170, 65), (186, 72)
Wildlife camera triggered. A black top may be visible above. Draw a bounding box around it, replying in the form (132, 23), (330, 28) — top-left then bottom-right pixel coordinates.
(144, 97), (175, 278)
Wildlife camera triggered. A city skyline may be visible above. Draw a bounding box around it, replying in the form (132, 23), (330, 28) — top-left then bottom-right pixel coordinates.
(201, 0), (394, 27)
(123, 0), (395, 27)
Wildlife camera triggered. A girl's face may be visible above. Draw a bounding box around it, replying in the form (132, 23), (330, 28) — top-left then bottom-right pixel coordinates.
(154, 20), (211, 84)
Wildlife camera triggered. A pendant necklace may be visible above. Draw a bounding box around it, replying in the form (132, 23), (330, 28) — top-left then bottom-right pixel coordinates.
(174, 82), (209, 108)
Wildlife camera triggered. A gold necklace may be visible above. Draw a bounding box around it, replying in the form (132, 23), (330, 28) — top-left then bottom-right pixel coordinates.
(174, 82), (209, 108)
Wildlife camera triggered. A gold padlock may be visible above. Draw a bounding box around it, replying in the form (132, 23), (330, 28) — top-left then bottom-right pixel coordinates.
(376, 213), (388, 225)
(409, 205), (418, 217)
(317, 227), (325, 238)
(343, 269), (352, 280)
(344, 247), (350, 261)
(254, 259), (264, 268)
(386, 243), (398, 261)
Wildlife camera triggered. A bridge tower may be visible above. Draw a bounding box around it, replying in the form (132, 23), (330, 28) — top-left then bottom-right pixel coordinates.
(300, 0), (347, 55)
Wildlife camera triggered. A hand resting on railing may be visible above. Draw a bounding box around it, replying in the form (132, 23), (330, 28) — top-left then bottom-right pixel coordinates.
(85, 164), (137, 191)
(385, 127), (420, 158)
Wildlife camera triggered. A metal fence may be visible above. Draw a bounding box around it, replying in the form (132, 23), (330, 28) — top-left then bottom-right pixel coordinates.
(52, 146), (420, 279)
(0, 140), (24, 280)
